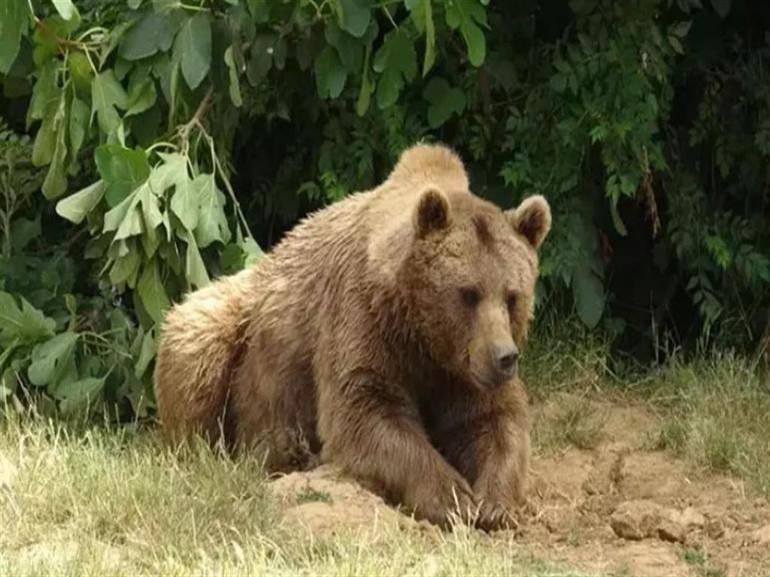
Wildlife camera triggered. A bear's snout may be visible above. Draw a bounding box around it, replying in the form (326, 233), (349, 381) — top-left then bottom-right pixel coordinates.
(492, 342), (519, 382)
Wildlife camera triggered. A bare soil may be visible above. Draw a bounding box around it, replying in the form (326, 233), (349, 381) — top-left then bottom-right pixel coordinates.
(268, 397), (770, 577)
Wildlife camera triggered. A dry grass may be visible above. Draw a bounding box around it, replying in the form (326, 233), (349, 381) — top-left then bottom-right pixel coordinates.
(651, 353), (770, 495)
(2, 329), (769, 575)
(523, 324), (770, 499)
(0, 416), (604, 577)
(533, 393), (607, 452)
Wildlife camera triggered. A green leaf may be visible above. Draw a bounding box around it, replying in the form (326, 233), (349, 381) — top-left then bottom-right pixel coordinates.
(56, 180), (105, 224)
(219, 243), (246, 274)
(119, 11), (176, 61)
(183, 231), (209, 288)
(10, 217), (41, 252)
(115, 204), (144, 241)
(0, 0), (29, 73)
(569, 0), (598, 14)
(109, 247), (141, 285)
(711, 0), (730, 18)
(31, 16), (71, 68)
(95, 144), (151, 207)
(69, 96), (89, 161)
(51, 0), (80, 22)
(0, 292), (56, 347)
(138, 185), (163, 232)
(134, 329), (156, 378)
(337, 0), (371, 38)
(28, 62), (57, 124)
(572, 267), (605, 329)
(68, 52), (93, 98)
(103, 191), (134, 233)
(56, 377), (105, 415)
(224, 46), (242, 107)
(152, 0), (177, 13)
(462, 20), (486, 67)
(193, 173), (231, 248)
(407, 0), (435, 76)
(668, 35), (684, 55)
(445, 0), (488, 67)
(31, 112), (55, 169)
(422, 77), (466, 128)
(314, 45), (347, 99)
(325, 21), (364, 74)
(136, 181), (163, 232)
(246, 33), (275, 85)
(356, 43), (373, 116)
(0, 368), (17, 400)
(32, 86), (63, 166)
(672, 20), (692, 37)
(175, 13), (211, 90)
(91, 70), (128, 134)
(240, 234), (263, 267)
(42, 99), (69, 200)
(609, 197), (628, 237)
(103, 188), (144, 241)
(373, 30), (417, 108)
(126, 75), (157, 116)
(247, 0), (270, 22)
(170, 177), (199, 231)
(148, 152), (188, 192)
(28, 332), (78, 387)
(137, 260), (171, 323)
(135, 181), (163, 257)
(297, 26), (324, 71)
(705, 235), (731, 269)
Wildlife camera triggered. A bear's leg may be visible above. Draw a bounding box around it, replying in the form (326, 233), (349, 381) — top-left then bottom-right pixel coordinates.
(316, 369), (507, 530)
(229, 341), (320, 473)
(424, 382), (530, 530)
(467, 385), (531, 526)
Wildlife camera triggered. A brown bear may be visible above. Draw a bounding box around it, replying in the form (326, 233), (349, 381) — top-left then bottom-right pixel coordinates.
(153, 142), (551, 530)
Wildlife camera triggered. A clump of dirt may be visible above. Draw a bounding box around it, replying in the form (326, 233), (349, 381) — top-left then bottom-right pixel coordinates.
(270, 464), (422, 536)
(267, 398), (770, 576)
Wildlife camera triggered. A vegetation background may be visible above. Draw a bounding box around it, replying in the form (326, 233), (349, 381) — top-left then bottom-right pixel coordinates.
(3, 2), (770, 576)
(0, 0), (768, 420)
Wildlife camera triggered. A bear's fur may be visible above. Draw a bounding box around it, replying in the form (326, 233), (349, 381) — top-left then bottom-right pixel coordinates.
(154, 143), (551, 530)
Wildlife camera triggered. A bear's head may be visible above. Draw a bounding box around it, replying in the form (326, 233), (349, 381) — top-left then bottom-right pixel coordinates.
(400, 185), (551, 391)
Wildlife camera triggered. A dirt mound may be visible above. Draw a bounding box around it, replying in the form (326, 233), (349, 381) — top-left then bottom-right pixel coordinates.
(268, 401), (770, 576)
(269, 464), (423, 536)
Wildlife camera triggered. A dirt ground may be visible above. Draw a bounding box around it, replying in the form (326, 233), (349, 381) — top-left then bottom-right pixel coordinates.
(268, 397), (770, 577)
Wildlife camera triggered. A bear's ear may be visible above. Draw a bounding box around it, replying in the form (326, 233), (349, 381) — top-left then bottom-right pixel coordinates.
(414, 186), (451, 237)
(507, 195), (551, 250)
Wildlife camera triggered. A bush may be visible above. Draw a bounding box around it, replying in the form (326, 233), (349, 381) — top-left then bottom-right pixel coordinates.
(0, 0), (768, 419)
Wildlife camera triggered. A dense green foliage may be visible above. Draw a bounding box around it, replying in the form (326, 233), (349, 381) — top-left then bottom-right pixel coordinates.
(0, 0), (768, 419)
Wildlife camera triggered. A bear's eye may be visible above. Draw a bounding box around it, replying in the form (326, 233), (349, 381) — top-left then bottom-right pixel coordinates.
(507, 292), (518, 311)
(459, 287), (481, 308)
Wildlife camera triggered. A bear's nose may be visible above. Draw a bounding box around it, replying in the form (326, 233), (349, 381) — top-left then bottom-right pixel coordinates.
(494, 344), (519, 377)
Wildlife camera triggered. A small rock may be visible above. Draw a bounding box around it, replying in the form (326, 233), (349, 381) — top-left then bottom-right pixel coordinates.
(671, 506), (705, 529)
(610, 500), (664, 540)
(657, 519), (686, 543)
(541, 506), (577, 535)
(583, 451), (626, 496)
(705, 517), (725, 539)
(752, 524), (770, 545)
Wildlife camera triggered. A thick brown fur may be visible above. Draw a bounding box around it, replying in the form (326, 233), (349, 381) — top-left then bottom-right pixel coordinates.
(154, 142), (552, 530)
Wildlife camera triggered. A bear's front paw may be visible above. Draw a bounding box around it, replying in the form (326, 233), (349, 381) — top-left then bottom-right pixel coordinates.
(475, 500), (520, 533)
(409, 474), (479, 528)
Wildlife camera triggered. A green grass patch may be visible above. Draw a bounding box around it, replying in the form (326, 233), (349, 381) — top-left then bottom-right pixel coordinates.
(649, 353), (770, 495)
